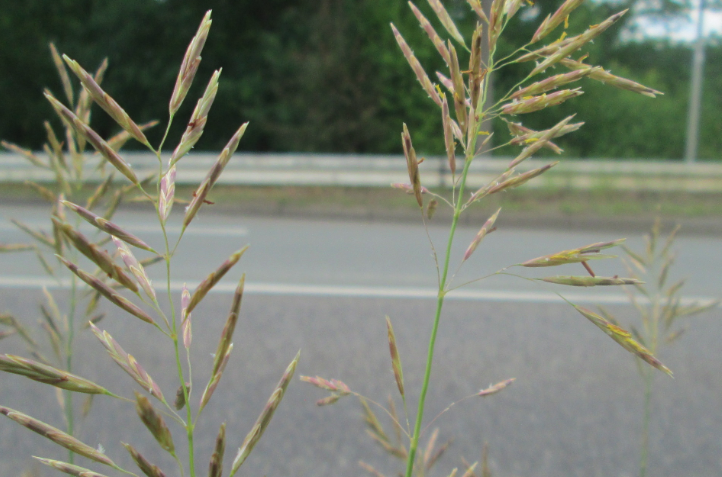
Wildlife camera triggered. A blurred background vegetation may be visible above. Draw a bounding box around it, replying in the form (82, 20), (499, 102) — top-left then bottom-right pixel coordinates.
(1, 0), (720, 160)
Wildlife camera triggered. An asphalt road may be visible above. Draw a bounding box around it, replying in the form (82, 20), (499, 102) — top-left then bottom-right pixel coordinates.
(0, 204), (721, 477)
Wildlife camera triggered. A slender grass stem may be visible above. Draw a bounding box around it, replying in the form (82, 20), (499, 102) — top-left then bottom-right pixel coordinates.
(639, 367), (653, 477)
(404, 154), (475, 477)
(158, 115), (175, 157)
(163, 225), (195, 477)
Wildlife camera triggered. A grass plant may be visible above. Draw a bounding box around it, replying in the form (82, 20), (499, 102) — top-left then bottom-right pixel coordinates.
(0, 11), (298, 477)
(302, 1), (678, 475)
(599, 218), (720, 477)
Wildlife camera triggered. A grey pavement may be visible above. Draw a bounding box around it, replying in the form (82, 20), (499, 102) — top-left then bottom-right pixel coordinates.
(0, 204), (721, 477)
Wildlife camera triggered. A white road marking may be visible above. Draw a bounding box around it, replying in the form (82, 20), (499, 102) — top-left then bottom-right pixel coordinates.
(0, 275), (717, 307)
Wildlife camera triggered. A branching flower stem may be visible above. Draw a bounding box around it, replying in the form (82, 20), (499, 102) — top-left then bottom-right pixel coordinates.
(404, 118), (483, 477)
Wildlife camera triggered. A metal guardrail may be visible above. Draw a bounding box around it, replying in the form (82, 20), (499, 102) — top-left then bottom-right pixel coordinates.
(2, 152), (722, 192)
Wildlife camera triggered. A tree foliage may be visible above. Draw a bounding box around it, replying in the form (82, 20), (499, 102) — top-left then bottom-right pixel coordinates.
(1, 0), (720, 159)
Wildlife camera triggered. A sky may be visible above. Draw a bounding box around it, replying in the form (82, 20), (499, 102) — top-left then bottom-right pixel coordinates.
(628, 5), (722, 41)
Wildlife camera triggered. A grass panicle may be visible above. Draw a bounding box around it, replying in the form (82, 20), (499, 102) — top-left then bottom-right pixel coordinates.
(0, 16), (297, 476)
(302, 2), (670, 476)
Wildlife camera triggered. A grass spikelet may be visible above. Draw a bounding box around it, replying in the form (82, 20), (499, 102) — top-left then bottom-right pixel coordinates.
(0, 354), (109, 395)
(401, 123), (423, 207)
(200, 275), (245, 410)
(448, 43), (467, 136)
(59, 257), (155, 325)
(122, 443), (167, 477)
(427, 0), (466, 46)
(507, 116), (574, 169)
(441, 93), (456, 175)
(63, 55), (150, 147)
(63, 200), (155, 252)
(199, 344), (232, 412)
(45, 143), (71, 194)
(426, 199), (438, 220)
(41, 321), (63, 362)
(461, 462), (479, 477)
(44, 121), (67, 168)
(53, 219), (138, 292)
(300, 375), (351, 395)
(75, 57), (108, 128)
(478, 378), (515, 397)
(229, 350), (300, 475)
(0, 405), (115, 466)
(208, 422), (226, 477)
(425, 430), (452, 470)
(135, 392), (175, 454)
(187, 250), (247, 315)
(521, 238), (625, 267)
(390, 23), (442, 107)
(366, 428), (408, 458)
(502, 89), (583, 116)
(488, 0), (505, 50)
(386, 316), (405, 399)
(11, 219), (54, 248)
(391, 183), (430, 195)
(463, 208), (501, 262)
(360, 397), (387, 442)
(359, 461), (388, 477)
(529, 10), (627, 77)
(85, 173), (115, 210)
(531, 0), (585, 43)
(0, 313), (37, 347)
(316, 394), (342, 406)
(25, 180), (57, 203)
(181, 283), (192, 348)
(505, 118), (584, 151)
(572, 305), (673, 377)
(481, 442), (491, 477)
(484, 162), (558, 196)
(112, 237), (156, 301)
(511, 69), (594, 100)
(103, 190), (123, 220)
(44, 92), (140, 185)
(49, 43), (74, 105)
(466, 0), (488, 22)
(0, 243), (35, 252)
(423, 427), (439, 468)
(90, 324), (165, 401)
(540, 276), (642, 287)
(468, 170), (514, 204)
(468, 25), (484, 110)
(159, 166), (176, 223)
(561, 58), (663, 98)
(409, 2), (450, 65)
(174, 382), (190, 410)
(506, 0), (525, 18)
(183, 123), (248, 228)
(170, 10), (212, 115)
(34, 457), (108, 477)
(1, 140), (49, 169)
(169, 69), (221, 166)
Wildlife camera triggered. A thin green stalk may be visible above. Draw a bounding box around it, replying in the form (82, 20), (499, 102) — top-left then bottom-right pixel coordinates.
(405, 154), (475, 477)
(163, 226), (194, 477)
(639, 367), (653, 477)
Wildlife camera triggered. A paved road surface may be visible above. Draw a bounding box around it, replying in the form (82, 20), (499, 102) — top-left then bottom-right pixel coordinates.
(0, 204), (720, 477)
